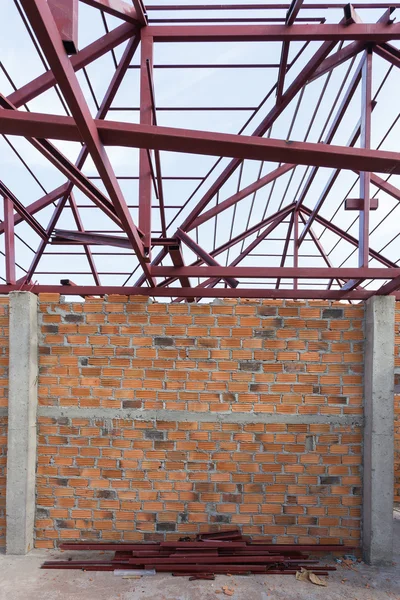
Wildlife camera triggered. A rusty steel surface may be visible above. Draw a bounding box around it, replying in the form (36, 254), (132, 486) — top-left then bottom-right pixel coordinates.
(1, 1), (400, 299)
(44, 531), (342, 576)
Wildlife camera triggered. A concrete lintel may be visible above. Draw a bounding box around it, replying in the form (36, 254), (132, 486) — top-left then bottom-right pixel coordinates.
(363, 295), (395, 566)
(6, 292), (38, 555)
(37, 406), (363, 426)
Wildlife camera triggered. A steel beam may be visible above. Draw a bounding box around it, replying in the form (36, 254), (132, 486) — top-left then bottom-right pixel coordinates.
(374, 274), (400, 295)
(309, 41), (367, 82)
(139, 34), (154, 249)
(0, 284), (387, 300)
(5, 110), (400, 175)
(276, 42), (290, 103)
(131, 0), (148, 25)
(3, 196), (16, 285)
(145, 50), (167, 238)
(378, 7), (396, 25)
(286, 0), (304, 25)
(359, 49), (373, 268)
(8, 22), (136, 108)
(52, 229), (131, 248)
(144, 4), (400, 10)
(59, 278), (97, 299)
(374, 42), (400, 68)
(344, 3), (363, 25)
(48, 0), (79, 54)
(293, 209), (299, 290)
(151, 266), (400, 279)
(53, 235), (182, 247)
(144, 23), (400, 43)
(339, 278), (364, 291)
(370, 173), (400, 203)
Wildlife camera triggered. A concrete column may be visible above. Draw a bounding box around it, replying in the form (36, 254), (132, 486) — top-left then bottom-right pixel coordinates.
(363, 295), (395, 565)
(6, 292), (38, 554)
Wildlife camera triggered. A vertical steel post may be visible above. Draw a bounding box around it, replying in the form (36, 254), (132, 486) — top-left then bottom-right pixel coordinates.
(293, 209), (299, 290)
(3, 195), (16, 284)
(139, 33), (154, 252)
(359, 49), (373, 267)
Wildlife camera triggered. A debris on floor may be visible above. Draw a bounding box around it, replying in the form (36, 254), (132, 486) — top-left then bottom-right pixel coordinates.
(222, 585), (235, 595)
(296, 567), (328, 587)
(41, 529), (352, 580)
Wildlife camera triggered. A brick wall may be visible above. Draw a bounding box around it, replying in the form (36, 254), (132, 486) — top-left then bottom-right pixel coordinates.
(36, 418), (362, 547)
(35, 295), (364, 547)
(394, 303), (400, 504)
(0, 297), (9, 547)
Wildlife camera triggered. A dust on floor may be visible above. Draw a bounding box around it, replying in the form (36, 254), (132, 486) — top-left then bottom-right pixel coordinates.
(0, 514), (399, 600)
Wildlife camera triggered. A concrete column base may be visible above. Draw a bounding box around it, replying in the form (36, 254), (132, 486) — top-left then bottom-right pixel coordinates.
(6, 292), (38, 555)
(363, 295), (395, 565)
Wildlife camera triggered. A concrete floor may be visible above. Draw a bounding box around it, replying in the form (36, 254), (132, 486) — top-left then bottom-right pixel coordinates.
(1, 513), (399, 600)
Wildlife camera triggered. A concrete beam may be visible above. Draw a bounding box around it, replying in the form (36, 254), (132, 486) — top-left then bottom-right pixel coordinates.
(363, 295), (395, 565)
(6, 292), (38, 555)
(36, 406), (363, 426)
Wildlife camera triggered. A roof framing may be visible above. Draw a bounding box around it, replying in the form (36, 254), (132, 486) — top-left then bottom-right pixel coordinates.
(1, 0), (400, 299)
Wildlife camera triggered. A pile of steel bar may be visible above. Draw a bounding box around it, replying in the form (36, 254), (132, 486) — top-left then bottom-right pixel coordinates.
(42, 530), (350, 578)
